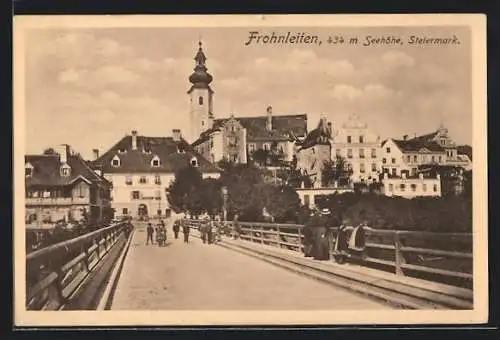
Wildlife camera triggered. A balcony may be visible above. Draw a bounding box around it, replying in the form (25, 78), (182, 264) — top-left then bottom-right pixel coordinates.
(25, 197), (90, 206)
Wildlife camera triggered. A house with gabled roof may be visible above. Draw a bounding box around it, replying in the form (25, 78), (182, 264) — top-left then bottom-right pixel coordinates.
(25, 144), (112, 229)
(90, 129), (220, 219)
(380, 123), (471, 177)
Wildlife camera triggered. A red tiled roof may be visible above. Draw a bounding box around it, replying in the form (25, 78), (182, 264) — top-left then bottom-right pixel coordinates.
(92, 135), (220, 174)
(25, 152), (111, 188)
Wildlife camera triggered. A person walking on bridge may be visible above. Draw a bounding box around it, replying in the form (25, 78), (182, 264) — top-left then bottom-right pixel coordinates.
(173, 220), (180, 239)
(182, 218), (190, 244)
(146, 222), (154, 245)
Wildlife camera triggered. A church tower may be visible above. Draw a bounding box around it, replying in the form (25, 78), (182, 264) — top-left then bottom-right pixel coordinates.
(188, 41), (214, 142)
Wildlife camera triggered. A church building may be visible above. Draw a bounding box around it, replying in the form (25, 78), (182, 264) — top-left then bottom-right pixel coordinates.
(188, 41), (308, 166)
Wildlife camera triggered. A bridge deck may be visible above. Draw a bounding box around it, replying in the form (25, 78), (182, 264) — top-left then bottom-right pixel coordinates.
(110, 225), (392, 310)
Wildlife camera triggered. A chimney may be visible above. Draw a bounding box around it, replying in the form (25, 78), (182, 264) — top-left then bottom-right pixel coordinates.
(266, 105), (273, 131)
(403, 134), (408, 141)
(92, 148), (99, 160)
(131, 130), (138, 150)
(172, 129), (181, 142)
(55, 144), (69, 164)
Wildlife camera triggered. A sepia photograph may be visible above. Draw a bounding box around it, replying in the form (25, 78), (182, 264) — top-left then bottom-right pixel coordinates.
(13, 14), (487, 326)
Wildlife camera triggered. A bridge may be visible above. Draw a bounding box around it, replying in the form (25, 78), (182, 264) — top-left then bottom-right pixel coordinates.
(25, 219), (473, 313)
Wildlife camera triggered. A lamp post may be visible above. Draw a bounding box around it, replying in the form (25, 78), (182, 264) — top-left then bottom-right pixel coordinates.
(221, 186), (228, 222)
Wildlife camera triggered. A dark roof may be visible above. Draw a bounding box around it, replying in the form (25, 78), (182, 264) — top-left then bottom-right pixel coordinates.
(191, 114), (307, 146)
(25, 152), (111, 188)
(92, 135), (220, 174)
(392, 138), (445, 153)
(457, 145), (472, 160)
(298, 118), (331, 150)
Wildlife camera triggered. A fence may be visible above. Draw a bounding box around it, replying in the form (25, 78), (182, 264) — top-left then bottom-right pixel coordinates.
(185, 219), (472, 286)
(26, 222), (133, 310)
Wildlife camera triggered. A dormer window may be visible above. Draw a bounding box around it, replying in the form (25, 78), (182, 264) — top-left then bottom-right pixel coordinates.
(118, 148), (127, 154)
(60, 163), (71, 177)
(151, 155), (161, 167)
(143, 148), (152, 154)
(111, 155), (121, 167)
(190, 156), (199, 167)
(25, 163), (33, 177)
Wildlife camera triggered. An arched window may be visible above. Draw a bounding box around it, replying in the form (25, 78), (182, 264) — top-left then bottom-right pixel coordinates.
(190, 156), (198, 167)
(151, 155), (160, 167)
(198, 96), (203, 105)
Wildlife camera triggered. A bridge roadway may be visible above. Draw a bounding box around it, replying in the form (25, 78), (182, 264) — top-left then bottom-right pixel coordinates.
(109, 223), (392, 310)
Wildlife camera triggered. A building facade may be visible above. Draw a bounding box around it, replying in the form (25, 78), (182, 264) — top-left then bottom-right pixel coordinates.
(91, 130), (220, 219)
(295, 116), (333, 188)
(381, 172), (442, 198)
(25, 144), (112, 229)
(189, 42), (308, 166)
(332, 113), (382, 183)
(380, 124), (472, 177)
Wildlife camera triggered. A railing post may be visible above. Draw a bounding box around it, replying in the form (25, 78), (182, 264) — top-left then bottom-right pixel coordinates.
(394, 231), (405, 276)
(82, 242), (90, 273)
(260, 225), (264, 244)
(276, 225), (281, 249)
(297, 228), (302, 253)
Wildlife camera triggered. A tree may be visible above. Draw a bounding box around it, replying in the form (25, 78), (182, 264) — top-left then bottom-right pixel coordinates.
(167, 165), (204, 214)
(43, 148), (57, 155)
(321, 156), (352, 187)
(251, 149), (270, 166)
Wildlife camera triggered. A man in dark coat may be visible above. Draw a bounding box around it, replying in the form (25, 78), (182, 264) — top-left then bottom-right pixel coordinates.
(173, 221), (180, 239)
(182, 219), (190, 243)
(146, 223), (154, 245)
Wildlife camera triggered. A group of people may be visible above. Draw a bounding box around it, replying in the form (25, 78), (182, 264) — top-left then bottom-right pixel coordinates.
(302, 208), (368, 264)
(145, 220), (167, 246)
(199, 215), (223, 245)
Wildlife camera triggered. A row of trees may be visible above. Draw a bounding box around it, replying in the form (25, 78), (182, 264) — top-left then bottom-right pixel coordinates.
(167, 160), (301, 223)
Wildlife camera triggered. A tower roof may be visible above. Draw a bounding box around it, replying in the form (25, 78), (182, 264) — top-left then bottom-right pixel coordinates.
(188, 41), (213, 92)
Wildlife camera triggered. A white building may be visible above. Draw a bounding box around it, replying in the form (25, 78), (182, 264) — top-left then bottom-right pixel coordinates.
(381, 124), (472, 177)
(381, 172), (442, 198)
(332, 113), (382, 183)
(91, 130), (220, 219)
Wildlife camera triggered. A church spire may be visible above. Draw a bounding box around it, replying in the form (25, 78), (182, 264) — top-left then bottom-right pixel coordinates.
(188, 40), (213, 92)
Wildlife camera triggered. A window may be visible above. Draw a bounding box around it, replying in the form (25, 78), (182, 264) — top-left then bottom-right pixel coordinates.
(118, 148), (126, 154)
(122, 208), (128, 215)
(210, 138), (214, 148)
(25, 168), (32, 177)
(411, 168), (417, 176)
(391, 158), (396, 164)
(386, 147), (391, 153)
(125, 176), (132, 185)
(431, 156), (435, 163)
(151, 156), (160, 167)
(154, 175), (161, 185)
(423, 184), (427, 192)
(190, 157), (198, 167)
(407, 155), (411, 163)
(414, 155), (418, 162)
(359, 149), (365, 158)
(131, 191), (140, 200)
(201, 120), (205, 127)
(382, 157), (387, 164)
(347, 136), (352, 143)
(263, 143), (271, 151)
(389, 184), (394, 192)
(304, 195), (310, 207)
(360, 163), (365, 173)
(43, 191), (51, 198)
(359, 135), (364, 143)
(111, 155), (120, 167)
(371, 148), (376, 158)
(371, 163), (377, 172)
(391, 168), (397, 176)
(60, 165), (71, 177)
(411, 184), (417, 192)
(400, 184), (406, 192)
(433, 184), (438, 192)
(139, 176), (147, 184)
(198, 96), (203, 105)
(438, 156), (442, 163)
(336, 149), (341, 157)
(312, 148), (315, 154)
(421, 155), (426, 162)
(347, 149), (353, 158)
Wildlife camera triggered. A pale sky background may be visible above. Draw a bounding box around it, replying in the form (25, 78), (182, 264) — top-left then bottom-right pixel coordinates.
(24, 26), (472, 159)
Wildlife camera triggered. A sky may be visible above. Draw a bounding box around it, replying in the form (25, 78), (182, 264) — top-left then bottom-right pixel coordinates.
(24, 25), (472, 159)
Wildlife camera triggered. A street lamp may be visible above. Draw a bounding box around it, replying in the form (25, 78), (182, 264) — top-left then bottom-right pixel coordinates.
(221, 186), (228, 222)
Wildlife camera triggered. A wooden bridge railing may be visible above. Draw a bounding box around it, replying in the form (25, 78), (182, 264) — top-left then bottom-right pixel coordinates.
(185, 219), (472, 286)
(26, 222), (134, 310)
